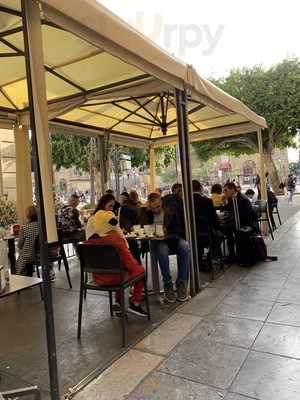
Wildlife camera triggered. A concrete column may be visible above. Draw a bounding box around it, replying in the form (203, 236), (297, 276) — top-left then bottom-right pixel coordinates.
(149, 145), (156, 192)
(0, 143), (3, 196)
(14, 125), (33, 225)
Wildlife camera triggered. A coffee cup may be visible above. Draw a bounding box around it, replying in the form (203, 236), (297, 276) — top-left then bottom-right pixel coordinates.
(144, 225), (154, 236)
(133, 225), (141, 234)
(155, 224), (164, 237)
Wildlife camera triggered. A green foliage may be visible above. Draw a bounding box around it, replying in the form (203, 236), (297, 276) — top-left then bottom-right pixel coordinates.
(127, 146), (176, 171)
(51, 133), (90, 171)
(50, 132), (176, 176)
(193, 58), (300, 160)
(0, 196), (17, 227)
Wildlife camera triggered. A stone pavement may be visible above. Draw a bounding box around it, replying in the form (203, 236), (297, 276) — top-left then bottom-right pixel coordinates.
(74, 210), (300, 400)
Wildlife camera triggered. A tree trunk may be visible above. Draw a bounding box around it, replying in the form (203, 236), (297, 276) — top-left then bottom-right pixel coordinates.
(90, 164), (95, 207)
(264, 149), (280, 194)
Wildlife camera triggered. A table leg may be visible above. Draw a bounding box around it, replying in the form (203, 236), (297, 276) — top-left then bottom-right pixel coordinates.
(7, 237), (16, 274)
(149, 242), (161, 299)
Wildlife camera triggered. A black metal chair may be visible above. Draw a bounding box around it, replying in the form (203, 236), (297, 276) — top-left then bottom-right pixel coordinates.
(197, 216), (224, 280)
(33, 237), (72, 289)
(77, 243), (150, 347)
(255, 200), (274, 240)
(271, 201), (282, 227)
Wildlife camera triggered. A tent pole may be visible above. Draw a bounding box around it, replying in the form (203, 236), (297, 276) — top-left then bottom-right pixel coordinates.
(149, 145), (156, 192)
(257, 127), (269, 234)
(98, 136), (107, 194)
(14, 125), (33, 225)
(175, 89), (200, 296)
(257, 128), (267, 200)
(22, 1), (59, 399)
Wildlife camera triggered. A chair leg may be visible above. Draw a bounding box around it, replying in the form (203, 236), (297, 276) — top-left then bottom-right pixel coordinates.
(58, 258), (61, 271)
(35, 264), (40, 278)
(84, 272), (88, 300)
(145, 253), (148, 281)
(267, 217), (274, 240)
(77, 286), (84, 339)
(109, 291), (113, 317)
(277, 208), (282, 225)
(120, 289), (127, 347)
(39, 282), (44, 301)
(144, 277), (151, 321)
(60, 245), (72, 289)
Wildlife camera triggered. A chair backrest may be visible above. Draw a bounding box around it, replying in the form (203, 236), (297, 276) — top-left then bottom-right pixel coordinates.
(77, 243), (121, 275)
(255, 199), (268, 212)
(33, 237), (60, 262)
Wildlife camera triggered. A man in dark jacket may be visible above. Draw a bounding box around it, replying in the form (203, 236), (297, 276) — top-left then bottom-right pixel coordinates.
(192, 180), (220, 230)
(222, 182), (258, 263)
(224, 182), (257, 228)
(192, 180), (223, 271)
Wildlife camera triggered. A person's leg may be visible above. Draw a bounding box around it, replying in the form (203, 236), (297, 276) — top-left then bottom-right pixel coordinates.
(175, 239), (190, 286)
(151, 240), (172, 291)
(175, 239), (190, 302)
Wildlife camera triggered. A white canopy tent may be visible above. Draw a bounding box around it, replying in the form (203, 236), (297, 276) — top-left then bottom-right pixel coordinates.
(0, 1), (267, 398)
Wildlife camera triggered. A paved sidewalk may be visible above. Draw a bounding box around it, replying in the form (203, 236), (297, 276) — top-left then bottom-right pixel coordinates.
(74, 211), (300, 400)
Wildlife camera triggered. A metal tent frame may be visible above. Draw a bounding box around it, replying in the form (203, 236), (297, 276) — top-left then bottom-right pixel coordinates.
(0, 1), (267, 398)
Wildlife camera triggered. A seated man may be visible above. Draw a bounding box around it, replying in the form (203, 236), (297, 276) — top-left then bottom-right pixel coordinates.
(85, 211), (148, 317)
(192, 180), (223, 270)
(223, 182), (258, 263)
(147, 190), (190, 303)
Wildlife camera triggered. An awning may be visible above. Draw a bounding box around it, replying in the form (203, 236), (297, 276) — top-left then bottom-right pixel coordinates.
(0, 0), (267, 149)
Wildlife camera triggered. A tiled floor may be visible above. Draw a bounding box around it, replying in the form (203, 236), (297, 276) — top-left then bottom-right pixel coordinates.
(74, 210), (300, 400)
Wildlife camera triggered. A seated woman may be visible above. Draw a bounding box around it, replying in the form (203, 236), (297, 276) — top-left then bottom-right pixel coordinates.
(16, 205), (56, 280)
(119, 190), (142, 232)
(211, 184), (224, 208)
(86, 193), (141, 263)
(85, 208), (148, 317)
(86, 194), (123, 240)
(16, 205), (39, 276)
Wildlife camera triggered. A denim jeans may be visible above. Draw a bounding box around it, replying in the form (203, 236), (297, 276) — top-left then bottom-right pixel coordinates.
(151, 238), (190, 290)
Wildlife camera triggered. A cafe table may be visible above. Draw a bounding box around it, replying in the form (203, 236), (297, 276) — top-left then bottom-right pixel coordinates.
(0, 274), (42, 299)
(125, 233), (165, 301)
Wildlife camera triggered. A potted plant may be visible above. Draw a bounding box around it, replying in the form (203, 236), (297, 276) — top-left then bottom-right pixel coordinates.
(0, 196), (17, 229)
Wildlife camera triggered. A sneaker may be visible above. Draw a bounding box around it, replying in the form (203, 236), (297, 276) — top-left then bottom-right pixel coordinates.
(176, 284), (189, 302)
(164, 288), (176, 303)
(50, 269), (55, 282)
(128, 301), (148, 317)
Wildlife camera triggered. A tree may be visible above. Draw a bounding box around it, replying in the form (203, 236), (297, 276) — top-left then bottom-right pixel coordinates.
(193, 58), (300, 191)
(51, 133), (90, 172)
(51, 133), (175, 175)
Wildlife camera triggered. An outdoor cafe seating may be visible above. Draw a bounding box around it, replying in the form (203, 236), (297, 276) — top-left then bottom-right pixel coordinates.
(77, 243), (151, 347)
